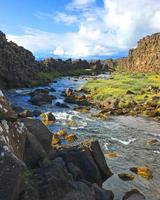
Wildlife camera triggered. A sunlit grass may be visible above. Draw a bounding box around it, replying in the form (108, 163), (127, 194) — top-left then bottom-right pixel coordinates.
(83, 73), (160, 103)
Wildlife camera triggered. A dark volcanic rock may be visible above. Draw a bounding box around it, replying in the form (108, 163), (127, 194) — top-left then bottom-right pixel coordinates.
(0, 32), (40, 88)
(29, 94), (56, 106)
(55, 102), (70, 108)
(123, 189), (145, 200)
(53, 139), (112, 186)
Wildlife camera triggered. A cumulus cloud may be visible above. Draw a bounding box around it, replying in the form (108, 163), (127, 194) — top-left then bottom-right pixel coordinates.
(7, 0), (160, 58)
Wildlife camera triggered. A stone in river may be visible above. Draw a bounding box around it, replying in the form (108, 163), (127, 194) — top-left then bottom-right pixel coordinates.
(123, 189), (145, 200)
(118, 173), (134, 181)
(130, 166), (152, 179)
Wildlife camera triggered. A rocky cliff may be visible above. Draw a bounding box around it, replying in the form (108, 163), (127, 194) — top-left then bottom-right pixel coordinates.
(112, 33), (160, 72)
(0, 31), (41, 89)
(128, 33), (160, 72)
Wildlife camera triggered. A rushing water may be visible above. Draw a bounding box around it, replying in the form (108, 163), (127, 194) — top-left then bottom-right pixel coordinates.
(6, 75), (160, 200)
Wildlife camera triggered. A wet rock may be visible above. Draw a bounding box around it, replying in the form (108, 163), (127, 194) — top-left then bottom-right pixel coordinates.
(55, 102), (69, 108)
(118, 173), (134, 181)
(105, 152), (118, 158)
(93, 184), (114, 200)
(147, 139), (159, 145)
(40, 112), (56, 123)
(64, 134), (77, 143)
(64, 88), (73, 97)
(52, 130), (77, 146)
(21, 119), (52, 168)
(54, 139), (113, 186)
(123, 189), (145, 200)
(74, 106), (90, 113)
(92, 111), (109, 120)
(130, 166), (152, 179)
(50, 88), (56, 92)
(21, 157), (113, 200)
(21, 118), (52, 154)
(52, 137), (61, 146)
(18, 109), (34, 118)
(29, 94), (56, 106)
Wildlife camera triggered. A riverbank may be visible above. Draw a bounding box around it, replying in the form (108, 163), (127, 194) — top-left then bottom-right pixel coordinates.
(83, 73), (160, 121)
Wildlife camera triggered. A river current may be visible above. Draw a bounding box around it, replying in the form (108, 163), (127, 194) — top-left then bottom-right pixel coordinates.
(6, 75), (160, 200)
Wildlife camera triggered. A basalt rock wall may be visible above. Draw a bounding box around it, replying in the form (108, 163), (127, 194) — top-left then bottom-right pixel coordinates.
(113, 33), (160, 72)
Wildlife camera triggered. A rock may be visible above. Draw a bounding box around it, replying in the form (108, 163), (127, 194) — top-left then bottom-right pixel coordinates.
(92, 112), (109, 120)
(92, 184), (114, 200)
(40, 112), (56, 123)
(21, 118), (52, 154)
(50, 88), (56, 92)
(74, 106), (90, 113)
(56, 129), (68, 137)
(0, 32), (40, 88)
(54, 139), (112, 186)
(105, 152), (118, 158)
(116, 33), (160, 73)
(21, 157), (113, 200)
(18, 109), (34, 118)
(29, 94), (56, 106)
(126, 90), (135, 95)
(52, 137), (61, 146)
(64, 88), (73, 96)
(29, 88), (50, 96)
(130, 166), (152, 179)
(147, 139), (159, 145)
(118, 173), (134, 181)
(55, 102), (69, 108)
(0, 93), (17, 121)
(64, 134), (77, 143)
(123, 189), (145, 200)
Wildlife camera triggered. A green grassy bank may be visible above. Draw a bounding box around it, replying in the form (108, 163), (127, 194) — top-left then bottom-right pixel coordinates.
(83, 73), (160, 117)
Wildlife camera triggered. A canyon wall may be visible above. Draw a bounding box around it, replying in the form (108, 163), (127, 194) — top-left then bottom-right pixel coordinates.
(128, 33), (160, 72)
(113, 33), (160, 72)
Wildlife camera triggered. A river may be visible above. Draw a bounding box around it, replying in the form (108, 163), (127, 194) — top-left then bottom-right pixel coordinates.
(6, 75), (160, 200)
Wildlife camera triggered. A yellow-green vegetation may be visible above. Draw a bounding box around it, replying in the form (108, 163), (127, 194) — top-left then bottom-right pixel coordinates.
(83, 73), (160, 104)
(38, 71), (62, 82)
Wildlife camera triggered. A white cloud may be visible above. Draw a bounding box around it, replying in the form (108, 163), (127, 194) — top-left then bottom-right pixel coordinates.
(54, 12), (78, 25)
(7, 0), (160, 58)
(53, 46), (65, 55)
(69, 0), (95, 8)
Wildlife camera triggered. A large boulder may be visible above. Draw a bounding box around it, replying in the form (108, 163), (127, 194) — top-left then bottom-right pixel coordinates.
(21, 118), (52, 154)
(20, 157), (113, 200)
(53, 139), (112, 186)
(29, 93), (56, 106)
(20, 119), (53, 168)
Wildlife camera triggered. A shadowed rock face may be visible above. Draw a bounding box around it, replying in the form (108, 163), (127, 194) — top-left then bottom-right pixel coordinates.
(0, 31), (40, 88)
(0, 90), (113, 200)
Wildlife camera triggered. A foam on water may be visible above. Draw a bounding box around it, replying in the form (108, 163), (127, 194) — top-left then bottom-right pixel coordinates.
(110, 137), (136, 145)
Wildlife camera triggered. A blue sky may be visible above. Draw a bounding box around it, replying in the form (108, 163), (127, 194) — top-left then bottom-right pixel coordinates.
(0, 0), (160, 59)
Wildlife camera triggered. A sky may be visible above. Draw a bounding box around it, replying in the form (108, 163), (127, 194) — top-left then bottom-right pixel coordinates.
(0, 0), (160, 59)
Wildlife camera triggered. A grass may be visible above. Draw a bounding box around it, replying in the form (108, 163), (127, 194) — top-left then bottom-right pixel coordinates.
(29, 68), (94, 87)
(83, 73), (160, 104)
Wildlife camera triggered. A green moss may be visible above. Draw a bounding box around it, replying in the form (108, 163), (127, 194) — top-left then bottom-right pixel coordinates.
(21, 169), (33, 182)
